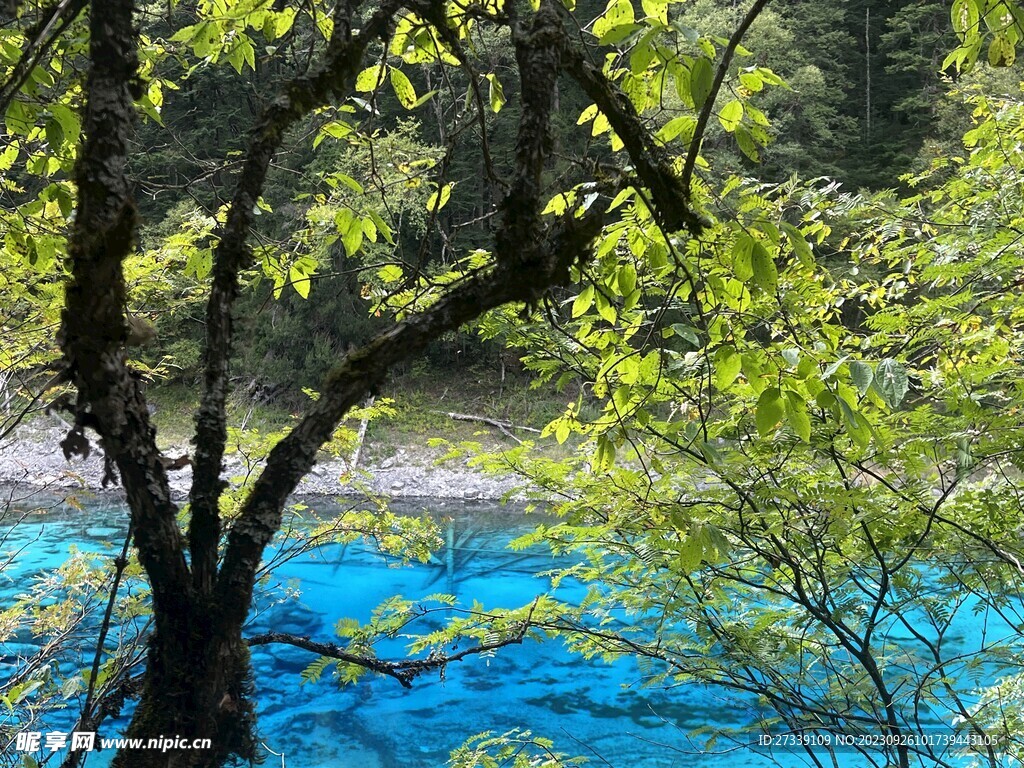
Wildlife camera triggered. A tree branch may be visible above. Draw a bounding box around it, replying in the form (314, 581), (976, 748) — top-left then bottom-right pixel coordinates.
(247, 624), (530, 689)
(559, 40), (704, 236)
(0, 0), (86, 119)
(215, 210), (603, 628)
(189, 0), (403, 596)
(62, 0), (191, 618)
(491, 0), (563, 267)
(213, 0), (605, 627)
(434, 410), (543, 435)
(679, 0), (771, 194)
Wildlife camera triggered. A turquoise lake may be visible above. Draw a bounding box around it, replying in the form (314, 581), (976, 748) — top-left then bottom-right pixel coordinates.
(0, 492), (1014, 767)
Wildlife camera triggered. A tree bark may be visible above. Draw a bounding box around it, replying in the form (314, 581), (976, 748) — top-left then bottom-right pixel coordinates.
(60, 1), (253, 765)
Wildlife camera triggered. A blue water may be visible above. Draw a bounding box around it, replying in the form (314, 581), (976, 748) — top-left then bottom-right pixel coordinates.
(0, 493), (1014, 767)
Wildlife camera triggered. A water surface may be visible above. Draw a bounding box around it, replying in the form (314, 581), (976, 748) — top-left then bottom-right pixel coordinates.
(0, 493), (1007, 767)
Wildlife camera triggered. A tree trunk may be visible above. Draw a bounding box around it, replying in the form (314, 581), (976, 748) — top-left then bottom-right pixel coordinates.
(62, 3), (252, 765)
(113, 619), (256, 768)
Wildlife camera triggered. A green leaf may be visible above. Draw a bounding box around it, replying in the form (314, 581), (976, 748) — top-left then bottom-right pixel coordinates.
(5, 100), (33, 136)
(54, 183), (73, 218)
(427, 183), (453, 212)
(780, 222), (813, 267)
(595, 292), (617, 324)
(411, 89), (438, 108)
(750, 241), (777, 292)
(377, 264), (403, 283)
(605, 187), (635, 212)
(335, 208), (363, 256)
(315, 120), (352, 148)
(486, 73), (505, 113)
(951, 0), (980, 35)
(169, 22), (201, 43)
(390, 68), (417, 109)
(0, 142), (18, 171)
(735, 127), (759, 161)
(657, 116), (696, 144)
(577, 104), (598, 125)
(617, 263), (637, 296)
(755, 388), (785, 436)
(342, 223), (363, 257)
(45, 118), (64, 151)
(592, 434), (616, 471)
(243, 38), (256, 71)
(669, 323), (700, 346)
(641, 0), (669, 24)
(874, 359), (909, 409)
(713, 346), (742, 391)
(572, 285), (595, 318)
(593, 0), (634, 41)
(185, 249), (213, 279)
(739, 71), (763, 92)
(785, 392), (811, 442)
(988, 33), (1015, 66)
(689, 57), (714, 110)
(367, 210), (395, 244)
(50, 104), (81, 144)
(733, 233), (754, 280)
(599, 23), (642, 45)
(332, 172), (364, 194)
(742, 352), (766, 393)
(289, 265), (311, 298)
(849, 361), (873, 395)
(355, 64), (386, 92)
(718, 99), (744, 132)
(838, 397), (871, 447)
(631, 35), (656, 74)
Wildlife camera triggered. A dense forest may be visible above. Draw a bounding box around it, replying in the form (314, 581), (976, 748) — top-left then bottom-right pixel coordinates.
(3, 0), (1024, 767)
(16, 0), (979, 395)
(0, 0), (1006, 398)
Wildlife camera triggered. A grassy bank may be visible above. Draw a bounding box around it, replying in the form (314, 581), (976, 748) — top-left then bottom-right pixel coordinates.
(143, 366), (575, 461)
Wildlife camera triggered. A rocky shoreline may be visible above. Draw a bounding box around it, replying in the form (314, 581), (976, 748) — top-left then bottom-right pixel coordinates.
(0, 421), (526, 501)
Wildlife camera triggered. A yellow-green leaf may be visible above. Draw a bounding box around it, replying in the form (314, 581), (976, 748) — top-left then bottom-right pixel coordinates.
(290, 265), (311, 298)
(390, 68), (417, 108)
(785, 392), (811, 442)
(377, 264), (403, 283)
(486, 73), (505, 113)
(572, 285), (595, 318)
(714, 346), (742, 391)
(427, 183), (453, 212)
(750, 241), (777, 292)
(593, 0), (634, 41)
(355, 64), (386, 92)
(617, 263), (637, 296)
(718, 99), (744, 132)
(689, 57), (714, 109)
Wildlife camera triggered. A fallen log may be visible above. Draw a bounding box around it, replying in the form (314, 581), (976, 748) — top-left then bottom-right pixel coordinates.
(433, 411), (542, 444)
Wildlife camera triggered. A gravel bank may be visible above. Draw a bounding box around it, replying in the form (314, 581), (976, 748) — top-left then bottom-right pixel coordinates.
(0, 421), (525, 501)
